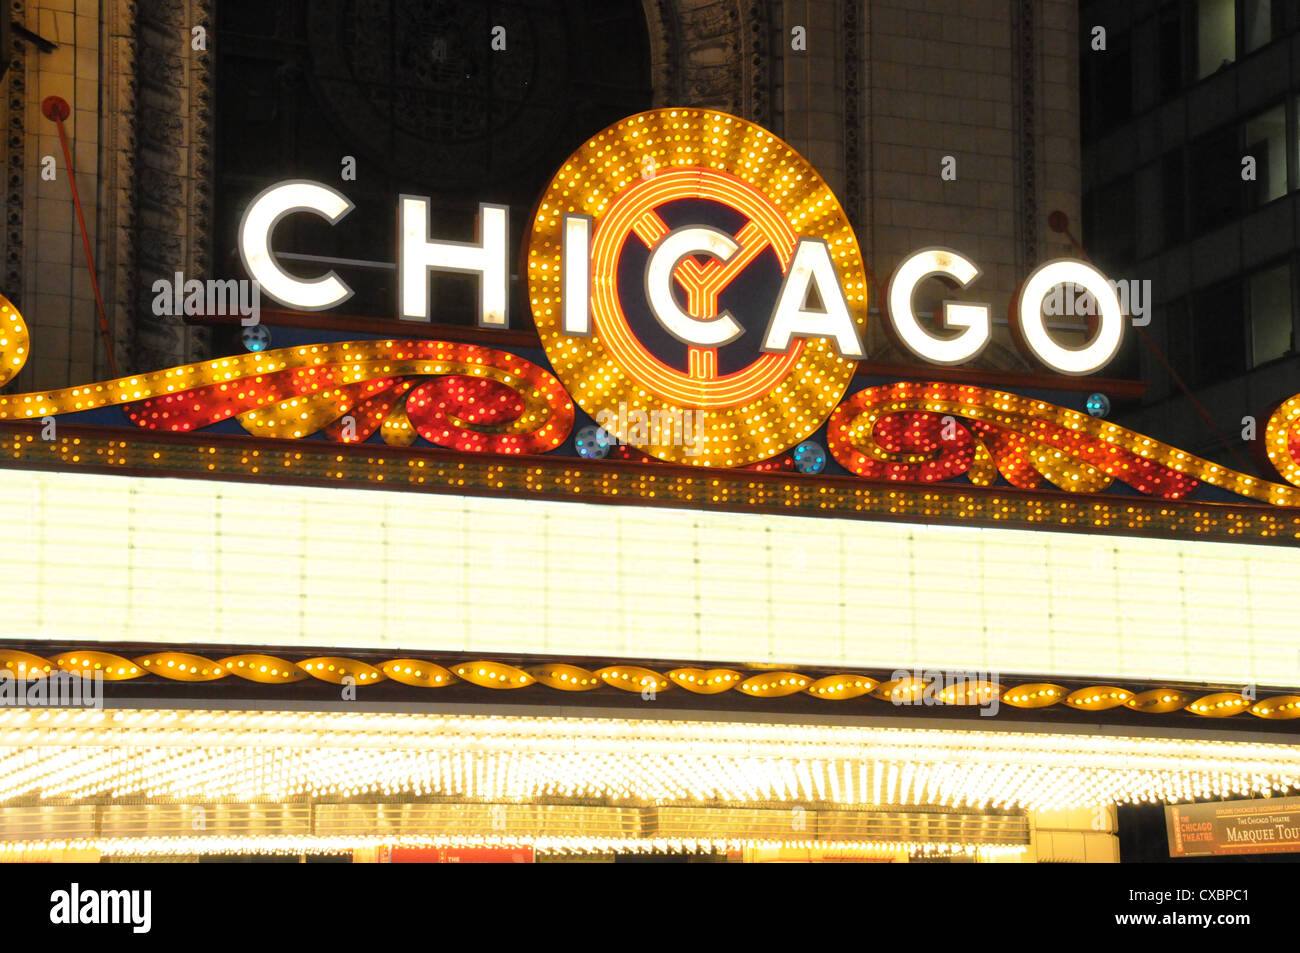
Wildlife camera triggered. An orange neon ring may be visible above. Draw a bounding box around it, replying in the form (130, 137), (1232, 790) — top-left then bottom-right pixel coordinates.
(590, 167), (801, 408)
(527, 107), (869, 467)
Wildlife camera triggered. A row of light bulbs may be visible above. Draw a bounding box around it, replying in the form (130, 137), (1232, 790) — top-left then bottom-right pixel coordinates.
(0, 834), (1028, 860)
(0, 709), (1295, 812)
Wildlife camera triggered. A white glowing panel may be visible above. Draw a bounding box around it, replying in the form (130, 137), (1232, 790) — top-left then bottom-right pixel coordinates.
(0, 467), (1295, 687)
(561, 214), (592, 336)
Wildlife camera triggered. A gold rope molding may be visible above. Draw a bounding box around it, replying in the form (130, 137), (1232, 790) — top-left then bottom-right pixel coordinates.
(0, 648), (1296, 721)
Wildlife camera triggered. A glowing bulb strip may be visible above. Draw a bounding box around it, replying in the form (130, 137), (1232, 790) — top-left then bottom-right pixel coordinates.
(323, 379), (418, 443)
(3, 419), (1299, 548)
(0, 834), (1027, 860)
(1, 277), (1298, 539)
(2, 648), (1296, 720)
(0, 708), (1294, 812)
(5, 279), (1299, 514)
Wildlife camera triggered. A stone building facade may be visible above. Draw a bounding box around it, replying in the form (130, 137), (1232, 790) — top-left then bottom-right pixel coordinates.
(2, 0), (1082, 391)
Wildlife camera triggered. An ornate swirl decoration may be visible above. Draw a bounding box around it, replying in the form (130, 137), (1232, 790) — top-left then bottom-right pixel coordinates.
(0, 297), (30, 387)
(1264, 395), (1300, 488)
(0, 294), (573, 454)
(829, 382), (1299, 506)
(6, 292), (1300, 510)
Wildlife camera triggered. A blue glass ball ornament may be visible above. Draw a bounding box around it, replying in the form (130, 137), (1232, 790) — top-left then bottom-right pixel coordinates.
(793, 439), (827, 474)
(241, 324), (272, 353)
(575, 425), (613, 459)
(1085, 392), (1110, 418)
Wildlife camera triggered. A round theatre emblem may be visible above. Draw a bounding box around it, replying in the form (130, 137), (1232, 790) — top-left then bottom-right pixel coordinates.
(527, 109), (869, 467)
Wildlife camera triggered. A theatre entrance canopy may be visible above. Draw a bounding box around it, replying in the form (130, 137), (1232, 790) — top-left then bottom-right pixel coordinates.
(1, 110), (1297, 860)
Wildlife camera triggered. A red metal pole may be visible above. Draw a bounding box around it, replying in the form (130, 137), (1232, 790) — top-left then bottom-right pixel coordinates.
(41, 95), (119, 379)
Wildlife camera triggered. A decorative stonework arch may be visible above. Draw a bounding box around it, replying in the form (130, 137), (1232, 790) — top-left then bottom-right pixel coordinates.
(641, 0), (683, 106)
(2, 0), (28, 310)
(130, 0), (213, 372)
(642, 0), (773, 122)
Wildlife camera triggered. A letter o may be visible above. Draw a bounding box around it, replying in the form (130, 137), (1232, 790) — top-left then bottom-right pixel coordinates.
(1013, 259), (1124, 375)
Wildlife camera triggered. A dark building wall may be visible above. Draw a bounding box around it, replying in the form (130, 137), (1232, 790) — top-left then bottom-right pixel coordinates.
(1081, 0), (1300, 466)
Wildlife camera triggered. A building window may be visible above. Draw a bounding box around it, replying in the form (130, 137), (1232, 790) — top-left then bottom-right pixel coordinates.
(1157, 3), (1187, 100)
(1081, 27), (1133, 136)
(1243, 104), (1287, 207)
(1083, 176), (1136, 270)
(1160, 299), (1193, 391)
(1241, 0), (1285, 54)
(1189, 125), (1241, 233)
(1162, 149), (1186, 246)
(1249, 262), (1293, 366)
(1195, 0), (1236, 79)
(1294, 94), (1300, 195)
(1168, 1), (1291, 95)
(1193, 278), (1246, 384)
(1130, 150), (1185, 254)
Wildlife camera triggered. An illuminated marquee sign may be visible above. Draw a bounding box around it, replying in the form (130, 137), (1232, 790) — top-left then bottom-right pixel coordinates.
(1167, 796), (1300, 857)
(4, 108), (1300, 517)
(236, 109), (1126, 466)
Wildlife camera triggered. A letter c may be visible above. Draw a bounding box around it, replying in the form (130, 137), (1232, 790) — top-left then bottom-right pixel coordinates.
(644, 226), (744, 347)
(238, 180), (354, 310)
